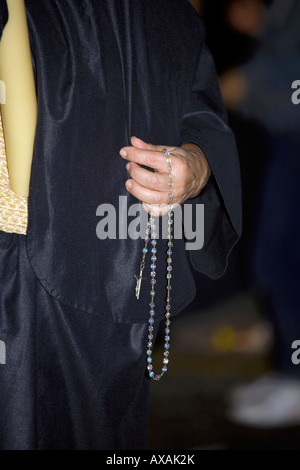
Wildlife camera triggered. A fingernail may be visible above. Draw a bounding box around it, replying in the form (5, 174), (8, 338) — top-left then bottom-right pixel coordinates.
(126, 180), (133, 190)
(126, 163), (130, 171)
(120, 149), (127, 158)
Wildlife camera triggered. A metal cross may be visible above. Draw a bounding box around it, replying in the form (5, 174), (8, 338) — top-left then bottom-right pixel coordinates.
(134, 269), (146, 300)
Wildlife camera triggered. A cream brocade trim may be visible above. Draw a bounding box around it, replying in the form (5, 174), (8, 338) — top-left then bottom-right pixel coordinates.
(0, 112), (28, 235)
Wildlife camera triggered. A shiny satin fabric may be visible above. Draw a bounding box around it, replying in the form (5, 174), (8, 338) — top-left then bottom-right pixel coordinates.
(0, 0), (241, 323)
(0, 0), (7, 33)
(0, 230), (155, 449)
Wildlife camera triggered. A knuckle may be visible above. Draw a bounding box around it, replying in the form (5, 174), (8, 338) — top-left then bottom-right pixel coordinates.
(147, 173), (159, 188)
(146, 153), (157, 168)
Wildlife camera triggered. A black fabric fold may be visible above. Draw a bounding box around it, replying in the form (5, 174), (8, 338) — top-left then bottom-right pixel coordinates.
(0, 0), (8, 40)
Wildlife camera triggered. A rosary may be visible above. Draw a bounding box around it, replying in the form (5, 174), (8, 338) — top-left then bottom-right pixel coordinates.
(134, 149), (173, 381)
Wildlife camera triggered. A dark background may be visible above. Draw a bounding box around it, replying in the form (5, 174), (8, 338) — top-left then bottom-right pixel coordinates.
(146, 0), (300, 450)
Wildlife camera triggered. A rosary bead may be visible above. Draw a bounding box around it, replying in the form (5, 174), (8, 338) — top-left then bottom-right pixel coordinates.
(137, 149), (173, 381)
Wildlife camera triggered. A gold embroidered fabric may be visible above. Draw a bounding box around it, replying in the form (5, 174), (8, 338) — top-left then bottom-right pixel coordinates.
(0, 112), (28, 234)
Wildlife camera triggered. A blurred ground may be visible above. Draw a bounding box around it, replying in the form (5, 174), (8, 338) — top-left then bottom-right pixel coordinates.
(146, 291), (300, 450)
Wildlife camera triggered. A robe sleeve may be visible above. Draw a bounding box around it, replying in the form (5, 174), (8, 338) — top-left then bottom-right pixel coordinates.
(180, 43), (242, 279)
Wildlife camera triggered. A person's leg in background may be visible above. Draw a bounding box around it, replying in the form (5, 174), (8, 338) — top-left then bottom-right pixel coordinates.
(227, 134), (300, 427)
(254, 135), (300, 376)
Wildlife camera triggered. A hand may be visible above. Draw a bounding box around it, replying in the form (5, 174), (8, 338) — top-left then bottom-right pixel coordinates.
(120, 136), (211, 216)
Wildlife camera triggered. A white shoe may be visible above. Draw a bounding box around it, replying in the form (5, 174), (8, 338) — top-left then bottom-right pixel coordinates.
(226, 374), (300, 428)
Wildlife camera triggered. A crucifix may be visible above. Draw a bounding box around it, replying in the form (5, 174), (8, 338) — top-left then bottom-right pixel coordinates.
(134, 269), (146, 300)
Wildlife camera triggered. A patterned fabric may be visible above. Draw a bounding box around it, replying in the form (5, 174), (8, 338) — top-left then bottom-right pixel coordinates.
(0, 112), (28, 234)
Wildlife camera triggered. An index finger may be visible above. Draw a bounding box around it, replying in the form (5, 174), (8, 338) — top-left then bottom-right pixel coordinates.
(120, 146), (169, 172)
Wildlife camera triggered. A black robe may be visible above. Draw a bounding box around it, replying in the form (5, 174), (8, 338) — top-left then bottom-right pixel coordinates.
(0, 0), (242, 451)
(0, 0), (241, 323)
